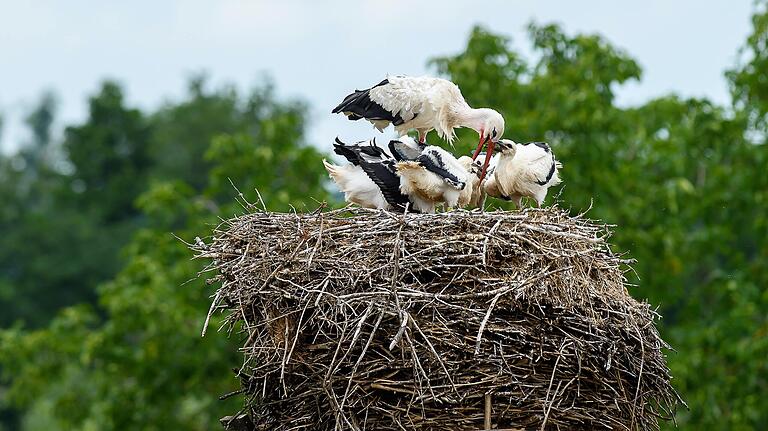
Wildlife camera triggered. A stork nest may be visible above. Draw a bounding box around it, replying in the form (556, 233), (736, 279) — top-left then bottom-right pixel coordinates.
(192, 206), (683, 430)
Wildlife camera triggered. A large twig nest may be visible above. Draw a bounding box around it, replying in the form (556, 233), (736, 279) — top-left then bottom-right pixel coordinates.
(192, 206), (683, 430)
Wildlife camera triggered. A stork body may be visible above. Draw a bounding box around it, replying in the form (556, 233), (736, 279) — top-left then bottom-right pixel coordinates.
(483, 140), (562, 208)
(332, 75), (505, 180)
(396, 146), (469, 213)
(326, 137), (480, 213)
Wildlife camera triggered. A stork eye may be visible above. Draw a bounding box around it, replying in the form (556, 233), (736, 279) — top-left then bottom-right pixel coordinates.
(491, 128), (497, 138)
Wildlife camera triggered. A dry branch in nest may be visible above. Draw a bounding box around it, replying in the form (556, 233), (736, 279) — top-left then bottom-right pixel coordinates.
(191, 206), (684, 430)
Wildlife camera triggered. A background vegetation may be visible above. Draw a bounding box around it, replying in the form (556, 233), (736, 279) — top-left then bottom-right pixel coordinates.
(1, 4), (766, 429)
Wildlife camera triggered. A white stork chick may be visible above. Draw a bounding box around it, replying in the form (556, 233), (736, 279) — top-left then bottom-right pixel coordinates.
(323, 160), (389, 210)
(482, 139), (562, 208)
(324, 138), (411, 211)
(332, 75), (505, 181)
(395, 146), (469, 213)
(386, 135), (426, 162)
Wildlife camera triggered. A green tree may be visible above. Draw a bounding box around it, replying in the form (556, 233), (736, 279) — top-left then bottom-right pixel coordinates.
(0, 82), (333, 430)
(0, 84), (152, 329)
(0, 92), (111, 328)
(729, 0), (768, 134)
(64, 81), (153, 222)
(20, 91), (57, 177)
(148, 75), (280, 191)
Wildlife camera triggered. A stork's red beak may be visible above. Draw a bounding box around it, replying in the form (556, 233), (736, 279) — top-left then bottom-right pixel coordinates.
(477, 139), (496, 183)
(471, 135), (489, 161)
(470, 134), (495, 184)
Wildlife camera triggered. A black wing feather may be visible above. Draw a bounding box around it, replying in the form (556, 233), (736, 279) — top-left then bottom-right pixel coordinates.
(333, 138), (388, 166)
(333, 137), (414, 212)
(332, 79), (408, 126)
(417, 152), (463, 188)
(535, 153), (558, 186)
(357, 158), (410, 211)
(333, 137), (362, 165)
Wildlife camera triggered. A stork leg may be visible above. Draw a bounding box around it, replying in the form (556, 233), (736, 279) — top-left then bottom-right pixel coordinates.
(477, 140), (495, 183)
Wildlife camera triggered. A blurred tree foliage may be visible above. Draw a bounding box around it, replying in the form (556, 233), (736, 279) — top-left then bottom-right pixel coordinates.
(64, 82), (153, 223)
(0, 3), (767, 430)
(0, 80), (331, 430)
(729, 1), (768, 132)
(0, 90), (114, 327)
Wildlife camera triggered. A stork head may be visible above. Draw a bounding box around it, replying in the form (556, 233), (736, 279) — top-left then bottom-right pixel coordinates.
(478, 108), (505, 143)
(495, 139), (518, 155)
(457, 155), (475, 172)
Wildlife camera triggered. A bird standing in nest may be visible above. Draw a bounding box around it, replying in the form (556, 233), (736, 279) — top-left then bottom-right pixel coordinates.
(481, 139), (562, 208)
(395, 145), (470, 214)
(332, 75), (505, 182)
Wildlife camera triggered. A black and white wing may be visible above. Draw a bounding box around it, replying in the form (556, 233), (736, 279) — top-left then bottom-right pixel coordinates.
(517, 141), (561, 186)
(356, 156), (411, 211)
(333, 137), (388, 166)
(416, 146), (468, 190)
(332, 76), (464, 136)
(332, 138), (410, 211)
(323, 160), (389, 209)
(332, 79), (411, 130)
(388, 136), (426, 162)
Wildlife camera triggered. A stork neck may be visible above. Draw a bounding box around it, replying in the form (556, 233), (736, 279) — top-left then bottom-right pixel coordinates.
(455, 107), (489, 131)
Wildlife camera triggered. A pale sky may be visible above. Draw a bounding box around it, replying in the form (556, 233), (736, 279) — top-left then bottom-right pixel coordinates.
(0, 1), (754, 153)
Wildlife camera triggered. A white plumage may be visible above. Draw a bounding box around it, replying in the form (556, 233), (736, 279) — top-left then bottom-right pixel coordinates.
(482, 139), (562, 208)
(323, 160), (390, 210)
(333, 75), (505, 150)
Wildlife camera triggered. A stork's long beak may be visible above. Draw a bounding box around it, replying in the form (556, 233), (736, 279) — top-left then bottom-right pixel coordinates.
(471, 135), (489, 161)
(477, 139), (496, 183)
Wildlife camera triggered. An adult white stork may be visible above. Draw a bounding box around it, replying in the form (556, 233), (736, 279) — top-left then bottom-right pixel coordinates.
(482, 139), (562, 208)
(332, 75), (505, 181)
